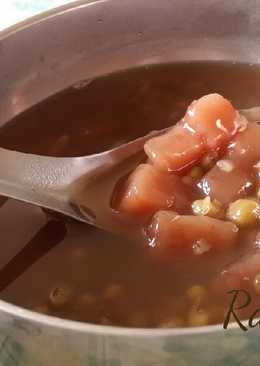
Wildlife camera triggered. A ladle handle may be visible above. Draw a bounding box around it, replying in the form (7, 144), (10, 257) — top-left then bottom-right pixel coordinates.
(0, 148), (86, 221)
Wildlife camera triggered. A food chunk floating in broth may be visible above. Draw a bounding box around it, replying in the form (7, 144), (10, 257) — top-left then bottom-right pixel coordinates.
(183, 93), (238, 149)
(116, 164), (192, 221)
(144, 124), (206, 172)
(145, 211), (238, 262)
(144, 93), (241, 172)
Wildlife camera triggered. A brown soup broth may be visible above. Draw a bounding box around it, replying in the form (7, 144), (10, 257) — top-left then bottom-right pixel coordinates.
(1, 62), (260, 327)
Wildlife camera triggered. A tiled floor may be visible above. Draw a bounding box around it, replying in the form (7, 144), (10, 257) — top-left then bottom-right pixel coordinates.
(0, 0), (76, 30)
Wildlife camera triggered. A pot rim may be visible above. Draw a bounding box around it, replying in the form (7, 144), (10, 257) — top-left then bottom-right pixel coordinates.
(0, 0), (105, 40)
(0, 298), (231, 337)
(0, 0), (243, 337)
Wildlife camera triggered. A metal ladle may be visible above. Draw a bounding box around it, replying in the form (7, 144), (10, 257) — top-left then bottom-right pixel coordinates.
(0, 106), (258, 231)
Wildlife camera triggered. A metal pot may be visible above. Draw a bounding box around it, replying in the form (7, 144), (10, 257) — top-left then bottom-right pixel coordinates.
(1, 0), (260, 365)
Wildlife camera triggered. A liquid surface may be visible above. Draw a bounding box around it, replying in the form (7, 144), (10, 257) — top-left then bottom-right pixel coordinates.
(1, 62), (260, 327)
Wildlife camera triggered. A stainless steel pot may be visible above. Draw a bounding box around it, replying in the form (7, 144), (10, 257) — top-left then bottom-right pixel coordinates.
(1, 0), (260, 365)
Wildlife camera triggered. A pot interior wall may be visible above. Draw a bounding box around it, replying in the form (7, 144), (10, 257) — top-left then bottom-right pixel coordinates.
(1, 0), (260, 127)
